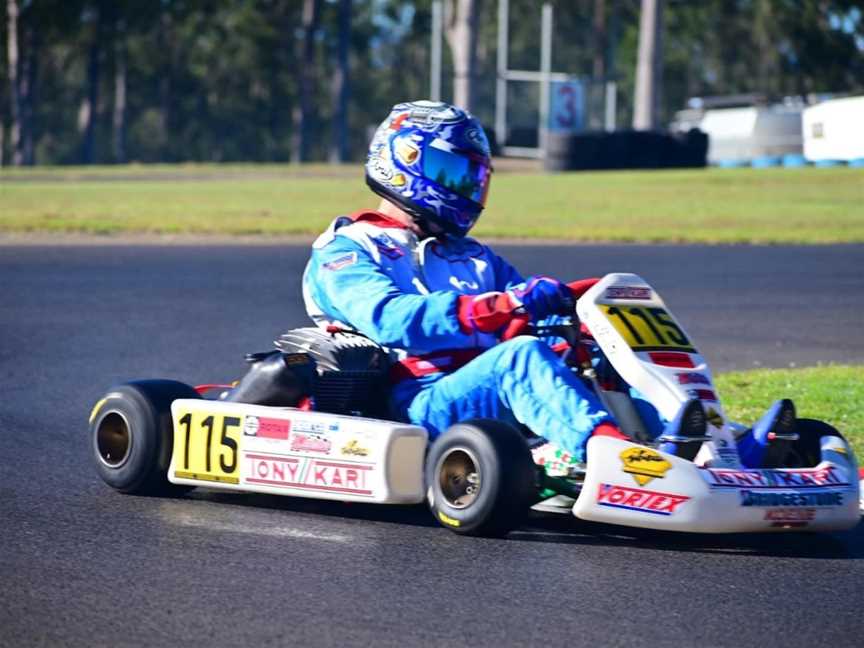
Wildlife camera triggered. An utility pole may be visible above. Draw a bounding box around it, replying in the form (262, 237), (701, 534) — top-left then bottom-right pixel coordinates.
(633, 0), (663, 130)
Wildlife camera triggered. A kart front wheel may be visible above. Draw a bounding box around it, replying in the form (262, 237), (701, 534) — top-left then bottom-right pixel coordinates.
(426, 419), (537, 537)
(90, 380), (201, 495)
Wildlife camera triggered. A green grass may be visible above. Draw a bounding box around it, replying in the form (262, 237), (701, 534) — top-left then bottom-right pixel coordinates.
(716, 365), (864, 459)
(1, 165), (863, 242)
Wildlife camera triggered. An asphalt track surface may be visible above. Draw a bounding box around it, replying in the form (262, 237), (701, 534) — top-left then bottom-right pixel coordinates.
(2, 243), (863, 647)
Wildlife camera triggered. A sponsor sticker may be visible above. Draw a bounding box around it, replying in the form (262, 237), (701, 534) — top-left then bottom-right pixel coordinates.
(596, 483), (690, 516)
(676, 372), (710, 386)
(705, 407), (724, 429)
(371, 233), (405, 260)
(293, 420), (337, 434)
(715, 447), (740, 467)
(740, 490), (843, 507)
(764, 508), (816, 522)
(89, 397), (108, 424)
(438, 511), (461, 527)
(323, 252), (358, 271)
(704, 465), (849, 489)
(688, 388), (718, 402)
(604, 286), (652, 300)
(648, 352), (695, 368)
(290, 432), (332, 455)
(341, 439), (369, 457)
(245, 453), (373, 496)
(619, 447), (672, 486)
(243, 416), (291, 440)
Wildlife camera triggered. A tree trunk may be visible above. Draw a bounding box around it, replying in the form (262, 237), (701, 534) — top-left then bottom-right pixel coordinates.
(591, 0), (607, 130)
(632, 0), (663, 130)
(19, 10), (37, 165)
(7, 0), (23, 166)
(444, 0), (481, 112)
(80, 6), (102, 164)
(113, 16), (127, 163)
(592, 0), (606, 81)
(158, 7), (173, 159)
(329, 0), (351, 164)
(291, 0), (319, 163)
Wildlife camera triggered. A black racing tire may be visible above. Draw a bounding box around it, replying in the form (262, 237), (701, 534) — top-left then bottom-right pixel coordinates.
(90, 380), (201, 495)
(426, 419), (538, 537)
(765, 418), (846, 469)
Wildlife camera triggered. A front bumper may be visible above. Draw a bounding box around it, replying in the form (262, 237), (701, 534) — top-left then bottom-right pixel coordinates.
(573, 437), (860, 533)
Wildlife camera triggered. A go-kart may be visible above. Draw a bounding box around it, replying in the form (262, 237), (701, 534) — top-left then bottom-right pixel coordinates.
(89, 273), (862, 536)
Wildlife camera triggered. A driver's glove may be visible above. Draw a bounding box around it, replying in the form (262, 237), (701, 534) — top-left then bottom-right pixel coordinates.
(457, 292), (521, 335)
(456, 276), (573, 338)
(508, 275), (574, 321)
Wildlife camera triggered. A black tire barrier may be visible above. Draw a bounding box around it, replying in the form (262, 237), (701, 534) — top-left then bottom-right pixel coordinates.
(544, 128), (708, 171)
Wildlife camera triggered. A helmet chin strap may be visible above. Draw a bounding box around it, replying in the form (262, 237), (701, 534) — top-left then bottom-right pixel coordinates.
(411, 214), (443, 239)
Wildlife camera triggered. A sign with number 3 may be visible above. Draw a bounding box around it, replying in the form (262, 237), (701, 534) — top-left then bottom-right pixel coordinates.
(549, 81), (585, 133)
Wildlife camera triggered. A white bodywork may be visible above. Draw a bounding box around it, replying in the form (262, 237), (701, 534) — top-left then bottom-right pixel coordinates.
(168, 400), (427, 504)
(574, 436), (859, 532)
(574, 273), (860, 532)
(164, 273), (861, 532)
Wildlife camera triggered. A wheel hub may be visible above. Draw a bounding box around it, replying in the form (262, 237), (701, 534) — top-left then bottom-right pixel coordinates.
(438, 448), (480, 509)
(95, 411), (132, 468)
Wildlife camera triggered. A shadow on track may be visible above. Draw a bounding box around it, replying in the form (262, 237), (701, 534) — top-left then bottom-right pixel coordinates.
(166, 488), (863, 559)
(513, 513), (864, 559)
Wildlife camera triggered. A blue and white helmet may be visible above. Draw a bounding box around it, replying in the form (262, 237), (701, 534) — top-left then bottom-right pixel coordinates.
(365, 100), (492, 238)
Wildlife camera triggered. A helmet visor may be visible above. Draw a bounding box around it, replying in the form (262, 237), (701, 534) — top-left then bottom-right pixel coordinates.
(423, 145), (491, 205)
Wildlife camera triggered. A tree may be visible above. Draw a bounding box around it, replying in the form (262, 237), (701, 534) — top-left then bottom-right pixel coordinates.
(444, 0), (482, 112)
(79, 1), (107, 164)
(330, 0), (351, 163)
(633, 0), (663, 130)
(112, 6), (127, 163)
(6, 0), (22, 165)
(291, 0), (320, 163)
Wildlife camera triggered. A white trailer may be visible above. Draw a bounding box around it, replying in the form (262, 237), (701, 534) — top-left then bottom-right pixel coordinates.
(697, 105), (804, 165)
(803, 95), (864, 162)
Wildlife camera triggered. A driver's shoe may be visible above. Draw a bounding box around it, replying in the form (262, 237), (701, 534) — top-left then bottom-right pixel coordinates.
(657, 399), (710, 462)
(529, 441), (585, 479)
(736, 398), (797, 468)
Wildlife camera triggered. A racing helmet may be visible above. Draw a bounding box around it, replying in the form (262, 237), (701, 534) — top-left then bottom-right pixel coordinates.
(365, 100), (492, 238)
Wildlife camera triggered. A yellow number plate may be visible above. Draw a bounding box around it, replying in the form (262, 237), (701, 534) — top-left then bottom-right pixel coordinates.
(172, 408), (242, 484)
(600, 304), (696, 353)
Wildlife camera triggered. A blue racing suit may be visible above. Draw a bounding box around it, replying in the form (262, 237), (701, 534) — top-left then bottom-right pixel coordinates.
(302, 211), (613, 460)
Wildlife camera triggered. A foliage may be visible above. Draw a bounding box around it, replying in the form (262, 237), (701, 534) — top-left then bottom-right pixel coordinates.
(2, 165), (863, 243)
(715, 365), (864, 458)
(1, 0), (863, 165)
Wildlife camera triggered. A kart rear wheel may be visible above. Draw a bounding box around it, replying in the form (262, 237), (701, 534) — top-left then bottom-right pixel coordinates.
(426, 419), (537, 537)
(765, 418), (845, 468)
(90, 380), (201, 495)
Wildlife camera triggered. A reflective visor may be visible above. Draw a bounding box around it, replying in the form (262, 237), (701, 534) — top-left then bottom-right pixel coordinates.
(423, 145), (491, 204)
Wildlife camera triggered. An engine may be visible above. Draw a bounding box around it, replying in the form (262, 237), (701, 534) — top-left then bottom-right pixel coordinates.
(275, 327), (390, 417)
(224, 327), (389, 417)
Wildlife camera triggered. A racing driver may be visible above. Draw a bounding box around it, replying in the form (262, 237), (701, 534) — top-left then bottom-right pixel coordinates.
(303, 100), (678, 473)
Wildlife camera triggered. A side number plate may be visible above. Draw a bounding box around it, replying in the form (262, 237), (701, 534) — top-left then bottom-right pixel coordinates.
(173, 409), (242, 484)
